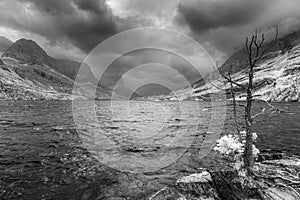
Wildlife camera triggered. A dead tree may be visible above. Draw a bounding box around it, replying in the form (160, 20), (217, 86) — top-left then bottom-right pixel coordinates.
(243, 29), (278, 172)
(213, 28), (279, 174)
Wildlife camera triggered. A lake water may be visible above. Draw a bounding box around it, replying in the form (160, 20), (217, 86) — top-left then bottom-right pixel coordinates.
(0, 100), (299, 199)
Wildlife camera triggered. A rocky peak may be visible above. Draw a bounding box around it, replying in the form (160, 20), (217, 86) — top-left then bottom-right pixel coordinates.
(0, 37), (111, 98)
(1, 38), (100, 83)
(2, 38), (55, 67)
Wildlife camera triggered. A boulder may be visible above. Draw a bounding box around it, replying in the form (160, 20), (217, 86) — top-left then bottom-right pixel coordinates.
(149, 169), (219, 200)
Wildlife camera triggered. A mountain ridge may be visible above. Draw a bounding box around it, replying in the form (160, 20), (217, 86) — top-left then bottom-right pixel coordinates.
(2, 38), (96, 82)
(0, 38), (111, 100)
(155, 29), (300, 102)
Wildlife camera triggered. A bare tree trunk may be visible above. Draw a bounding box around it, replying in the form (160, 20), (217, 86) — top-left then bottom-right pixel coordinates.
(244, 71), (254, 173)
(244, 34), (256, 173)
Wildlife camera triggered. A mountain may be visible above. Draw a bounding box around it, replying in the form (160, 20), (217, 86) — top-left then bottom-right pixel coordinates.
(0, 38), (111, 100)
(55, 59), (98, 83)
(2, 38), (96, 82)
(0, 36), (13, 55)
(2, 38), (56, 67)
(160, 30), (300, 102)
(0, 57), (80, 100)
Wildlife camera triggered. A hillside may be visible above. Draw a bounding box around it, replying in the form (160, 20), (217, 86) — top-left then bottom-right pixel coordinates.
(0, 36), (13, 55)
(0, 38), (111, 100)
(0, 58), (80, 100)
(161, 30), (300, 102)
(2, 38), (96, 82)
(55, 59), (96, 83)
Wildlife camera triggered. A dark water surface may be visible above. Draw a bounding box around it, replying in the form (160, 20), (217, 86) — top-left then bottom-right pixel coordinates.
(0, 100), (299, 200)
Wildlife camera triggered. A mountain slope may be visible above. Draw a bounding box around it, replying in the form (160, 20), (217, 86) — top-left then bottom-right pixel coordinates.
(0, 36), (13, 55)
(0, 57), (83, 100)
(162, 30), (300, 102)
(55, 59), (100, 84)
(0, 38), (111, 100)
(1, 38), (96, 82)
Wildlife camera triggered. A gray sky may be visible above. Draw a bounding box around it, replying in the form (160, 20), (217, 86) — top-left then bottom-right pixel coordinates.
(1, 0), (300, 95)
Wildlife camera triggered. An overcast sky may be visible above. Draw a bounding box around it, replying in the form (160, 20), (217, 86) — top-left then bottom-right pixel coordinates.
(1, 0), (300, 95)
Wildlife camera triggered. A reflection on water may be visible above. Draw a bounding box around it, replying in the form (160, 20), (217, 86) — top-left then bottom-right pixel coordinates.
(0, 100), (299, 199)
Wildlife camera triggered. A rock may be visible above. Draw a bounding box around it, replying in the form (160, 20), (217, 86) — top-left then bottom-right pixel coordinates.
(176, 171), (216, 197)
(210, 169), (260, 200)
(256, 151), (284, 162)
(253, 155), (300, 200)
(262, 187), (300, 200)
(149, 170), (219, 200)
(149, 154), (300, 200)
(149, 187), (182, 200)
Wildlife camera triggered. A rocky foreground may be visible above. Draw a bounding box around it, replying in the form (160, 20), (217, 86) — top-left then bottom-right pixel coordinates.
(149, 152), (300, 200)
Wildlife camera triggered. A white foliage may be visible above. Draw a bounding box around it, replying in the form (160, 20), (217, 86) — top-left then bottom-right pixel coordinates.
(214, 132), (259, 157)
(213, 134), (243, 155)
(214, 132), (260, 173)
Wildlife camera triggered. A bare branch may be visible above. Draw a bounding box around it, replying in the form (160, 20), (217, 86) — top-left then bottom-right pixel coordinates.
(227, 70), (241, 133)
(245, 37), (250, 55)
(251, 108), (266, 119)
(219, 71), (247, 90)
(255, 27), (279, 63)
(252, 98), (288, 114)
(208, 81), (226, 91)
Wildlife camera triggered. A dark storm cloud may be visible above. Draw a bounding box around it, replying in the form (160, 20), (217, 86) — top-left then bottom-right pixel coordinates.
(9, 0), (120, 53)
(1, 0), (300, 80)
(175, 0), (300, 60)
(18, 0), (74, 14)
(75, 0), (106, 13)
(176, 0), (266, 33)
